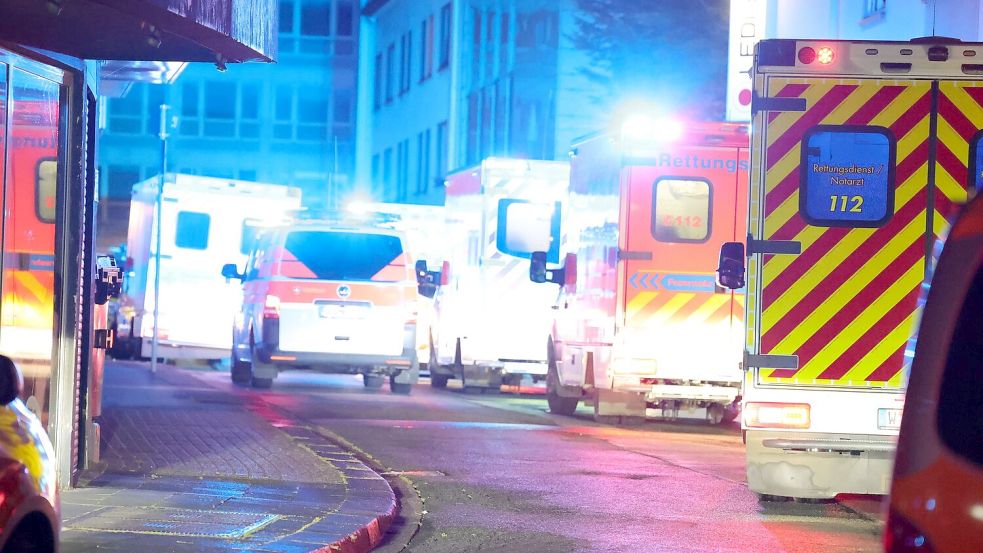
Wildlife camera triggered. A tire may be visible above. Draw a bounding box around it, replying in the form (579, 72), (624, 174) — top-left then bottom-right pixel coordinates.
(230, 351), (252, 386)
(363, 374), (385, 389)
(251, 376), (273, 389)
(707, 403), (725, 425)
(546, 340), (579, 416)
(390, 375), (412, 395)
(431, 373), (449, 389)
(2, 514), (54, 553)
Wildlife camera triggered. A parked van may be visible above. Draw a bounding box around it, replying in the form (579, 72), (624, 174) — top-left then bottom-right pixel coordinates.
(222, 217), (429, 392)
(886, 195), (983, 553)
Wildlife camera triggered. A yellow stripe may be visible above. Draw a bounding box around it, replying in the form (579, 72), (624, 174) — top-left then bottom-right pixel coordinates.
(838, 311), (918, 386)
(797, 260), (922, 379)
(934, 116), (970, 204)
(767, 216), (924, 358)
(942, 82), (983, 130)
(12, 272), (50, 304)
(765, 80), (833, 148)
(626, 291), (658, 319)
(644, 293), (696, 326)
(685, 294), (732, 325)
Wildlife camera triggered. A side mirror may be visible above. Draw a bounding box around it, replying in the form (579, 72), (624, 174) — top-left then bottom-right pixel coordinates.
(716, 242), (746, 290)
(530, 251), (550, 284)
(530, 250), (567, 286)
(415, 259), (429, 283)
(0, 355), (23, 405)
(221, 263), (243, 281)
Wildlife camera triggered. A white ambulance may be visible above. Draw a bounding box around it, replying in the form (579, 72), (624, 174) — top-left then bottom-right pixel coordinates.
(430, 158), (568, 391)
(111, 174), (302, 360)
(717, 38), (978, 499)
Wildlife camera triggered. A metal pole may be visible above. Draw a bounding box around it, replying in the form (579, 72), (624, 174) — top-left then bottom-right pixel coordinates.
(151, 103), (169, 374)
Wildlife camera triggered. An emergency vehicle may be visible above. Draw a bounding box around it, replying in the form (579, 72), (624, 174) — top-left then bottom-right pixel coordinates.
(431, 158), (568, 391)
(111, 174), (302, 360)
(526, 122), (749, 423)
(347, 201), (449, 369)
(222, 213), (427, 392)
(716, 38), (978, 499)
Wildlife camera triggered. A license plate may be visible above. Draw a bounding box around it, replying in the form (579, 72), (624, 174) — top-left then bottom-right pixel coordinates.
(877, 408), (902, 430)
(319, 304), (366, 319)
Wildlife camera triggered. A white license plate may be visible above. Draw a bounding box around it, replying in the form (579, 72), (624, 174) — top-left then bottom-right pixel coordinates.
(878, 408), (902, 430)
(319, 304), (366, 319)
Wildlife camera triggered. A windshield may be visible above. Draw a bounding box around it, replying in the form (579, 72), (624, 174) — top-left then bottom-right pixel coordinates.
(279, 230), (407, 282)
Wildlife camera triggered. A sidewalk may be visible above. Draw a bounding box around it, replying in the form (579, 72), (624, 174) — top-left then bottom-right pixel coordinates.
(60, 361), (397, 553)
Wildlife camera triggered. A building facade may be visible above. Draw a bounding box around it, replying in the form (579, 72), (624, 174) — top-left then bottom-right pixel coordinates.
(98, 0), (359, 249)
(355, 0), (609, 205)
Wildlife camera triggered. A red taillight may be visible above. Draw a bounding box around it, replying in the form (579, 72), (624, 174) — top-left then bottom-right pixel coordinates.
(263, 295), (281, 319)
(744, 402), (811, 429)
(884, 508), (935, 552)
(798, 46), (816, 64)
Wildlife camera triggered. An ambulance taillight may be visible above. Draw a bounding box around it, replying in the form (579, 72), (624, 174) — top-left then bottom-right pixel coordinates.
(744, 402), (811, 429)
(263, 295), (281, 319)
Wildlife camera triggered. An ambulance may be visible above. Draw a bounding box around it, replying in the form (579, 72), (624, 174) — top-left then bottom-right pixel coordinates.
(716, 38), (978, 499)
(524, 121), (749, 423)
(346, 201), (449, 369)
(430, 158), (568, 391)
(112, 174), (302, 360)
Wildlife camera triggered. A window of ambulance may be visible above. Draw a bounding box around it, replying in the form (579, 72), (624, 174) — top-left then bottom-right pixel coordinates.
(936, 265), (983, 466)
(175, 211), (210, 250)
(278, 230), (407, 282)
(652, 177), (711, 243)
(800, 126), (895, 227)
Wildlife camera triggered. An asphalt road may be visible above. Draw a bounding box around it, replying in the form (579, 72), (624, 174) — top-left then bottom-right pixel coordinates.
(196, 369), (884, 553)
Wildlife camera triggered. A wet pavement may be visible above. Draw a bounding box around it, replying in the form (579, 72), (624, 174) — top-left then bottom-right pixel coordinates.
(60, 362), (396, 553)
(185, 369), (885, 553)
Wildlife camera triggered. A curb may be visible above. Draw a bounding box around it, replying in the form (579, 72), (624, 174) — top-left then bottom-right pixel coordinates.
(240, 397), (402, 553)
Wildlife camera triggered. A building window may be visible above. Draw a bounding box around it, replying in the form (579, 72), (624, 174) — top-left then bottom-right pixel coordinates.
(107, 85), (144, 134)
(179, 82), (201, 136)
(439, 3), (451, 70)
(105, 165), (141, 198)
(334, 88), (352, 124)
(863, 0), (886, 19)
(336, 0), (354, 36)
(374, 53), (383, 110)
(175, 211), (211, 250)
(383, 147), (393, 194)
(396, 139), (410, 201)
(280, 0), (296, 32)
(371, 153), (381, 190)
(400, 31), (412, 94)
(297, 87), (329, 141)
(435, 121), (447, 184)
(301, 0), (331, 36)
(240, 83), (260, 139)
(417, 129), (431, 195)
(420, 16), (434, 81)
(274, 85), (294, 140)
(386, 42), (395, 102)
(204, 81), (236, 137)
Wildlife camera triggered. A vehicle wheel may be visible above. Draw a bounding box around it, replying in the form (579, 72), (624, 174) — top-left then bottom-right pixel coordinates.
(2, 514), (54, 553)
(230, 352), (252, 386)
(431, 373), (449, 389)
(756, 493), (793, 503)
(390, 375), (412, 395)
(546, 344), (579, 416)
(251, 376), (273, 389)
(363, 374), (385, 389)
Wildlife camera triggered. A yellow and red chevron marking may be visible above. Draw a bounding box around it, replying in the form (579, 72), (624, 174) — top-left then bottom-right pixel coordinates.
(1, 270), (55, 328)
(935, 82), (981, 236)
(625, 281), (742, 330)
(759, 78), (935, 388)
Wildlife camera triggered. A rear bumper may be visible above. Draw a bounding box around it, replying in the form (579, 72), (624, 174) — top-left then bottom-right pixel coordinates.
(256, 320), (417, 370)
(139, 338), (227, 360)
(611, 377), (741, 403)
(745, 430), (897, 498)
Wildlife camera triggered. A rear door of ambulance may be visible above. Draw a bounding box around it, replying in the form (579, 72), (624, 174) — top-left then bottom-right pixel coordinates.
(747, 40), (977, 432)
(619, 143), (746, 382)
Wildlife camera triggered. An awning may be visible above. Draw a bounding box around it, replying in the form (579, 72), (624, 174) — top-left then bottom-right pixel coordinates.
(0, 0), (276, 64)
